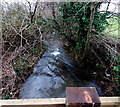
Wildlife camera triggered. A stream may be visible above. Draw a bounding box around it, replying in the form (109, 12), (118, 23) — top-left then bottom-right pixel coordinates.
(19, 34), (104, 99)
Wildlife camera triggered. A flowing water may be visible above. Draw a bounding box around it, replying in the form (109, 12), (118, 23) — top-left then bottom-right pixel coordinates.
(19, 35), (104, 99)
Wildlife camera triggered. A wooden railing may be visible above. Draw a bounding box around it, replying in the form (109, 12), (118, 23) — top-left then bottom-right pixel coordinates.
(0, 87), (120, 107)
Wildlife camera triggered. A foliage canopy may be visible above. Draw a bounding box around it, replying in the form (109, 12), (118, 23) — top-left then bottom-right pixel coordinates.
(55, 2), (110, 52)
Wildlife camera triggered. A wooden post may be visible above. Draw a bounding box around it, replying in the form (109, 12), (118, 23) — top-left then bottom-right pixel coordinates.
(66, 87), (101, 107)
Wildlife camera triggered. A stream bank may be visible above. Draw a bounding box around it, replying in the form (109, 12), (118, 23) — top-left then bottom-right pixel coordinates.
(19, 34), (104, 99)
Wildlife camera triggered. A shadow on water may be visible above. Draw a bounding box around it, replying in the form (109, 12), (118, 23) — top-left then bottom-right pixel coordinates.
(19, 35), (104, 99)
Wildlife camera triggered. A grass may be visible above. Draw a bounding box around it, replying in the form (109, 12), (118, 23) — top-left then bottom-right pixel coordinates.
(104, 16), (120, 41)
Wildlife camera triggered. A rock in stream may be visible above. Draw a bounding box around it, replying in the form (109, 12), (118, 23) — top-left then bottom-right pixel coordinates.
(19, 35), (104, 99)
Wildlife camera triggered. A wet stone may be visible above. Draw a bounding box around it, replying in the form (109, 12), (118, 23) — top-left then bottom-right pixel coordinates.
(19, 36), (104, 99)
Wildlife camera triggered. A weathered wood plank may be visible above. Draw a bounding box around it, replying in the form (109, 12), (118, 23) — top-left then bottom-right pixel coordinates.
(100, 97), (120, 107)
(0, 97), (119, 107)
(0, 98), (65, 106)
(1, 105), (64, 107)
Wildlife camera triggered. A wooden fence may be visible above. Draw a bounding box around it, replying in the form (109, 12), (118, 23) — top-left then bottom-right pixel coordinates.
(0, 97), (120, 107)
(0, 87), (120, 107)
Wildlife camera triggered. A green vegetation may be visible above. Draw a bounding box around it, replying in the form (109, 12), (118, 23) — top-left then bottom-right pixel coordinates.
(104, 16), (120, 95)
(104, 16), (120, 41)
(48, 2), (120, 95)
(1, 1), (120, 98)
(2, 2), (45, 99)
(51, 2), (111, 58)
(112, 56), (120, 95)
